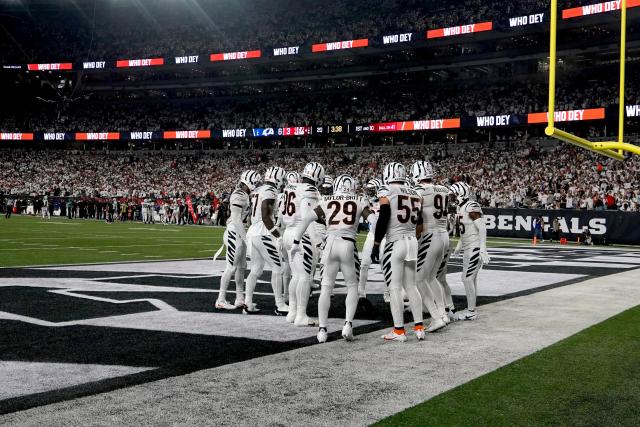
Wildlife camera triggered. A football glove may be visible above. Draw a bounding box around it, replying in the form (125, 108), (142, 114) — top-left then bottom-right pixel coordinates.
(480, 249), (491, 265)
(371, 244), (380, 264)
(289, 240), (301, 261)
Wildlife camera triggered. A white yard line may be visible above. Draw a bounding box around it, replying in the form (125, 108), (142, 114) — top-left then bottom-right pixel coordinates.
(3, 268), (638, 425)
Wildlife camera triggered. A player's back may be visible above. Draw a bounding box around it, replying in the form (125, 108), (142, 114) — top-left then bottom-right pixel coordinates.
(320, 193), (368, 239)
(227, 188), (250, 231)
(378, 184), (421, 242)
(416, 183), (449, 232)
(281, 182), (320, 229)
(457, 200), (482, 249)
(249, 184), (278, 225)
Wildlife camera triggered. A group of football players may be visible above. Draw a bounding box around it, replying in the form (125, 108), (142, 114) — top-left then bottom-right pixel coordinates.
(214, 160), (489, 343)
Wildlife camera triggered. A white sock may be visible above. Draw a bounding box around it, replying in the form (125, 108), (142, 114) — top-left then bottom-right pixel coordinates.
(296, 278), (312, 320)
(318, 286), (332, 328)
(271, 272), (284, 307)
(218, 267), (233, 302)
(345, 285), (359, 323)
(245, 271), (259, 307)
(234, 268), (245, 301)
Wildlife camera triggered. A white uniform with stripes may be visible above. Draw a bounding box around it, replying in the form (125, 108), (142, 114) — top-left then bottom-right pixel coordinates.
(216, 188), (251, 303)
(415, 183), (451, 319)
(377, 184), (424, 328)
(315, 193), (368, 328)
(244, 183), (285, 309)
(282, 181), (322, 323)
(457, 199), (484, 311)
(358, 197), (385, 297)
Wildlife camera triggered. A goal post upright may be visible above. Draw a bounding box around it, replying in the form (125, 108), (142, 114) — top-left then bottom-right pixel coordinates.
(544, 0), (638, 160)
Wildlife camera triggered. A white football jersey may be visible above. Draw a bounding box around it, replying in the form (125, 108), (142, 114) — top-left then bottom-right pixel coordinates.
(366, 197), (380, 233)
(377, 184), (421, 242)
(415, 183), (449, 233)
(247, 183), (279, 236)
(227, 188), (251, 236)
(319, 194), (369, 239)
(281, 182), (320, 229)
(457, 200), (483, 250)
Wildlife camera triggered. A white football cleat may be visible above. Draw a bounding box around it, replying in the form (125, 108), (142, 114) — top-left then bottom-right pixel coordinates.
(442, 314), (451, 324)
(295, 316), (318, 327)
(233, 297), (245, 308)
(382, 329), (407, 342)
(446, 309), (458, 322)
(286, 310), (296, 323)
(383, 290), (391, 303)
(342, 321), (354, 341)
(242, 303), (261, 314)
(427, 317), (447, 332)
(275, 303), (290, 316)
(458, 310), (478, 321)
(317, 328), (328, 343)
(414, 325), (426, 341)
(215, 300), (236, 310)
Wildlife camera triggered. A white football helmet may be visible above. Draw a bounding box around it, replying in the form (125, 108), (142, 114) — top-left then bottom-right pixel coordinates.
(285, 171), (301, 184)
(239, 170), (261, 191)
(410, 161), (434, 182)
(321, 175), (334, 195)
(365, 178), (383, 197)
(301, 162), (325, 185)
(450, 181), (472, 204)
(264, 166), (286, 189)
(382, 162), (406, 184)
(334, 174), (357, 194)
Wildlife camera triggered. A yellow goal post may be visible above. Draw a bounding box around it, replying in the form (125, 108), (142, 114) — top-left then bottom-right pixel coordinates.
(545, 0), (640, 159)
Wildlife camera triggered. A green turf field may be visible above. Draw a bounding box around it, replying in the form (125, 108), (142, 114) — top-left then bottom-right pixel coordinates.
(0, 215), (537, 268)
(0, 215), (225, 267)
(375, 305), (640, 427)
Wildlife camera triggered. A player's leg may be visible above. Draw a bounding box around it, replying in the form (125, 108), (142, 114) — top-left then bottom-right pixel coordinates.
(341, 238), (360, 341)
(317, 245), (339, 343)
(233, 237), (247, 306)
(423, 233), (448, 330)
(437, 240), (455, 318)
(358, 233), (374, 297)
(382, 241), (407, 341)
(294, 234), (319, 326)
(415, 233), (441, 324)
(216, 230), (239, 309)
(403, 258), (426, 339)
(243, 237), (266, 313)
(258, 235), (287, 314)
(460, 247), (482, 320)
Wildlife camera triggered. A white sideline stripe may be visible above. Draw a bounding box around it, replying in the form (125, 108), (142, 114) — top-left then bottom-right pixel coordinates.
(0, 362), (154, 401)
(5, 269), (637, 425)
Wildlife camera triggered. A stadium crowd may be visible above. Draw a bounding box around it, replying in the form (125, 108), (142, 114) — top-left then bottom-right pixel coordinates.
(3, 71), (639, 132)
(1, 0), (557, 63)
(1, 142), (638, 216)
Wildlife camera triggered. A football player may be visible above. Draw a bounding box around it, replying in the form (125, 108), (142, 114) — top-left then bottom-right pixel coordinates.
(411, 161), (450, 332)
(279, 171), (301, 302)
(290, 174), (370, 342)
(358, 178), (388, 301)
(282, 162), (325, 326)
(371, 163), (425, 341)
(450, 181), (490, 320)
(243, 166), (288, 315)
(215, 170), (261, 310)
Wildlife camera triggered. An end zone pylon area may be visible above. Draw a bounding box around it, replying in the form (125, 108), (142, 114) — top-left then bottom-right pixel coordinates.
(546, 0), (640, 159)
